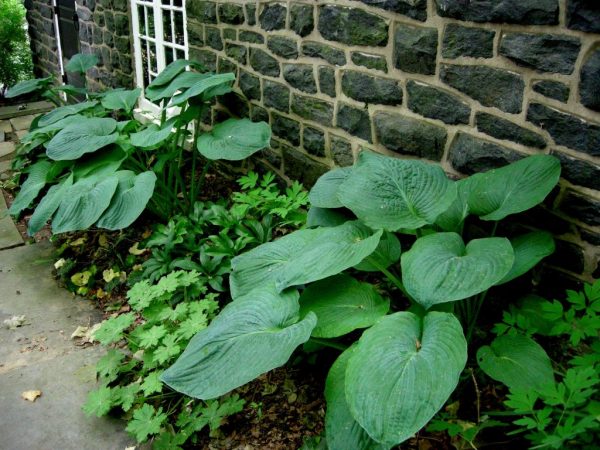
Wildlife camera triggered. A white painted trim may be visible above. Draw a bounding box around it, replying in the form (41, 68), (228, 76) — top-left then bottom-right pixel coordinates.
(51, 0), (65, 78)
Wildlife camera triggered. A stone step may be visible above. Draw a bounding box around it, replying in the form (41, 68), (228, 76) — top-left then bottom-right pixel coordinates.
(0, 101), (53, 120)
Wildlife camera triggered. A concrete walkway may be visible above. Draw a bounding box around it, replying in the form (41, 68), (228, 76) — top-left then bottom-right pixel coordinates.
(0, 190), (134, 447)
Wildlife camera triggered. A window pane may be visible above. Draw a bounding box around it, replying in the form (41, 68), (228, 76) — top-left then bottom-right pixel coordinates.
(137, 5), (146, 35)
(174, 11), (184, 46)
(147, 7), (155, 38)
(163, 9), (172, 42)
(165, 46), (175, 65)
(173, 0), (182, 7)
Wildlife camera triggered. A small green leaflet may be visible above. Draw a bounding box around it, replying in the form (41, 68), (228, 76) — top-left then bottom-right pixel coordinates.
(93, 312), (136, 345)
(138, 324), (167, 348)
(82, 387), (113, 417)
(153, 334), (181, 364)
(95, 348), (125, 382)
(126, 404), (167, 442)
(140, 371), (164, 396)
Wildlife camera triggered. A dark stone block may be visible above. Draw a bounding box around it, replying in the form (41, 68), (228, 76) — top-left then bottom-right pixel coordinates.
(551, 151), (600, 191)
(102, 30), (113, 46)
(441, 64), (524, 113)
(449, 132), (523, 174)
(318, 5), (388, 47)
(283, 64), (316, 94)
(189, 48), (217, 71)
(581, 229), (600, 246)
(267, 36), (298, 59)
(393, 24), (437, 75)
(225, 43), (247, 64)
(351, 52), (387, 72)
(559, 190), (600, 226)
(290, 4), (313, 37)
(205, 26), (223, 50)
(220, 92), (249, 118)
(580, 49), (600, 112)
(239, 31), (264, 44)
(536, 266), (583, 297)
(567, 0), (600, 33)
(354, 0), (427, 22)
(115, 36), (130, 53)
(341, 71), (402, 106)
(223, 29), (237, 41)
(187, 0), (216, 24)
(217, 57), (237, 75)
(112, 0), (126, 12)
(259, 147), (282, 170)
(499, 33), (581, 74)
(272, 113), (300, 146)
(251, 104), (269, 123)
(442, 24), (494, 59)
(263, 80), (290, 112)
(476, 112), (546, 149)
(245, 3), (256, 26)
(547, 240), (585, 274)
(250, 48), (280, 77)
(260, 3), (286, 31)
(291, 94), (334, 125)
(218, 3), (244, 24)
(337, 103), (372, 142)
(518, 206), (572, 236)
(319, 66), (336, 97)
(532, 80), (570, 103)
(303, 126), (326, 157)
(331, 135), (353, 166)
(374, 112), (447, 161)
(113, 13), (129, 35)
(239, 70), (260, 101)
(104, 11), (114, 30)
(527, 103), (600, 157)
(407, 80), (470, 125)
(187, 20), (204, 46)
(302, 42), (346, 66)
(434, 0), (559, 25)
(282, 147), (329, 186)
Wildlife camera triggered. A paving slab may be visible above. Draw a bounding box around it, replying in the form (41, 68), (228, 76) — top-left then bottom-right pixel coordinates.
(0, 193), (22, 249)
(0, 120), (11, 133)
(0, 101), (53, 120)
(0, 160), (12, 174)
(15, 129), (28, 142)
(0, 242), (135, 450)
(0, 141), (16, 159)
(9, 114), (37, 132)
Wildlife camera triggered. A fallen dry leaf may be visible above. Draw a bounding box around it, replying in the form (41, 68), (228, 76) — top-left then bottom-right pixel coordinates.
(71, 323), (101, 344)
(21, 390), (42, 402)
(3, 315), (27, 329)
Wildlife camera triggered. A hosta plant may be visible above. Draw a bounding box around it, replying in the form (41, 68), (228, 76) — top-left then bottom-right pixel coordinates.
(7, 56), (271, 234)
(162, 150), (561, 448)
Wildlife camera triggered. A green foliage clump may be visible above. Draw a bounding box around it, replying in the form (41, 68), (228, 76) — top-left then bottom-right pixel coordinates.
(0, 0), (33, 95)
(84, 270), (246, 447)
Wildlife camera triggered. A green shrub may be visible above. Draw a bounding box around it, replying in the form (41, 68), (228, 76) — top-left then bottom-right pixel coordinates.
(0, 0), (33, 96)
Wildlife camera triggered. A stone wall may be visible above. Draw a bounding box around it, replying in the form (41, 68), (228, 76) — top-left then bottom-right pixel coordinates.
(186, 0), (600, 288)
(25, 0), (61, 78)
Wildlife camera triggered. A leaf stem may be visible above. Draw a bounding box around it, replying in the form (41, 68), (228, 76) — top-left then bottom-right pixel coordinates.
(309, 337), (347, 351)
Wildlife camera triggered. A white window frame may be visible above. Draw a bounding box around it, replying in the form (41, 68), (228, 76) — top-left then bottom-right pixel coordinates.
(131, 0), (189, 114)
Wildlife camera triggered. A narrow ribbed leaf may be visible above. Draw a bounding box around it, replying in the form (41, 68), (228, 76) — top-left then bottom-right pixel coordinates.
(148, 59), (201, 88)
(65, 53), (98, 73)
(100, 88), (141, 113)
(309, 167), (352, 208)
(197, 118), (271, 161)
(46, 117), (118, 161)
(299, 274), (389, 338)
(27, 175), (74, 235)
(354, 231), (401, 272)
(477, 334), (555, 392)
(130, 118), (177, 149)
(230, 221), (382, 298)
(52, 175), (119, 233)
(9, 160), (53, 215)
(72, 147), (126, 180)
(325, 346), (386, 450)
(306, 206), (350, 228)
(161, 287), (316, 399)
(338, 151), (456, 231)
(346, 312), (467, 446)
(401, 233), (514, 309)
(170, 73), (235, 106)
(5, 77), (53, 98)
(145, 71), (208, 102)
(497, 231), (555, 285)
(37, 102), (98, 127)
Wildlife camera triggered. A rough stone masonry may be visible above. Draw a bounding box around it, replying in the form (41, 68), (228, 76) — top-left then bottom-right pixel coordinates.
(186, 0), (600, 289)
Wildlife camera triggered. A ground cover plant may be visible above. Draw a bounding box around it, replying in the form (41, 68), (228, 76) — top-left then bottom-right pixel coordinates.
(6, 55), (271, 234)
(160, 150), (568, 448)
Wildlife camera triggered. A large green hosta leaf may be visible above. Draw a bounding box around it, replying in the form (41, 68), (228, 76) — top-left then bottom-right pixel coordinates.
(346, 311), (467, 446)
(338, 151), (456, 231)
(9, 160), (53, 215)
(325, 345), (386, 450)
(497, 231), (555, 285)
(170, 73), (235, 106)
(401, 233), (514, 309)
(145, 71), (209, 102)
(147, 59), (202, 89)
(477, 334), (555, 392)
(65, 53), (98, 73)
(72, 147), (126, 180)
(5, 77), (53, 98)
(96, 171), (156, 230)
(37, 102), (98, 128)
(46, 117), (119, 161)
(309, 168), (352, 209)
(465, 155), (560, 221)
(299, 274), (389, 338)
(306, 206), (350, 228)
(100, 88), (141, 113)
(161, 287), (316, 399)
(27, 175), (74, 235)
(230, 221), (382, 298)
(197, 118), (271, 161)
(130, 117), (177, 149)
(434, 178), (471, 232)
(52, 175), (119, 233)
(354, 231), (401, 272)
